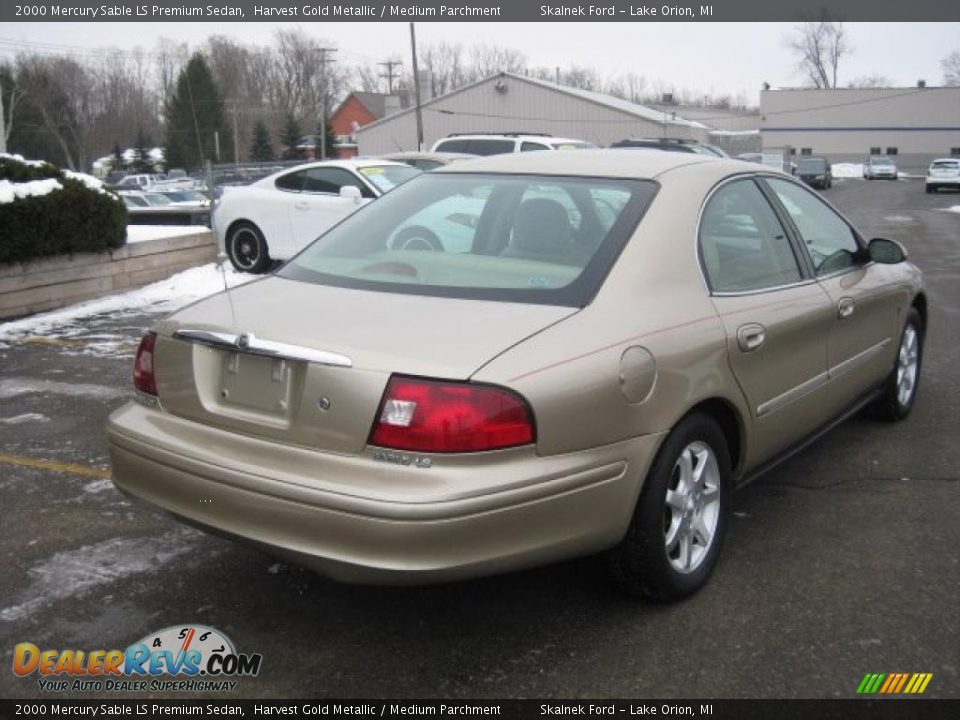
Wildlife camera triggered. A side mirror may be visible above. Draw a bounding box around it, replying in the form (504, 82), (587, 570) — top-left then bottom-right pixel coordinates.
(868, 237), (908, 264)
(339, 185), (362, 204)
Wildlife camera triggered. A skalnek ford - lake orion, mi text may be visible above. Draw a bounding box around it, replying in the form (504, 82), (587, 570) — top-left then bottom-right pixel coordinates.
(15, 3), (505, 18)
(541, 4), (713, 16)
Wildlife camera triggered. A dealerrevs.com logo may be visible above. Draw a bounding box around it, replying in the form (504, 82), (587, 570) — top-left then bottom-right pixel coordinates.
(13, 625), (262, 693)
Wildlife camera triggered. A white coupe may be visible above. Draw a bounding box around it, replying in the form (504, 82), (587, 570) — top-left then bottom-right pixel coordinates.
(214, 159), (421, 272)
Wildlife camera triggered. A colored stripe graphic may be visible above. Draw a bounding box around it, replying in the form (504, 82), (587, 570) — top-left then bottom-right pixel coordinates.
(857, 672), (932, 694)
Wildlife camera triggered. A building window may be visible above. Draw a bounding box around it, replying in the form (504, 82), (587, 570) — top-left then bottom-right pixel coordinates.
(886, 147), (898, 155)
(789, 148), (796, 156)
(800, 148), (812, 156)
(950, 148), (960, 156)
(869, 146), (881, 155)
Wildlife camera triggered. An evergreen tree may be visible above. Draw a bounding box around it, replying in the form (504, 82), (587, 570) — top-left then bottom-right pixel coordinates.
(249, 120), (274, 162)
(280, 114), (302, 161)
(163, 53), (232, 171)
(314, 118), (337, 160)
(111, 144), (124, 172)
(134, 128), (151, 172)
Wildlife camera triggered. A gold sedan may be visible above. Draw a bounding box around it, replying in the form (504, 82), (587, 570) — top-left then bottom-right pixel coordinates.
(107, 150), (926, 601)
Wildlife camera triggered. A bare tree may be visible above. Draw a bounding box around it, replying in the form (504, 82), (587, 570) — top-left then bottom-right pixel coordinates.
(943, 51), (960, 86)
(469, 44), (527, 79)
(847, 74), (893, 88)
(787, 19), (851, 88)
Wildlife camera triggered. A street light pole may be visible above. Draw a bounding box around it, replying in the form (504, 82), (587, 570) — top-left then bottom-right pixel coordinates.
(409, 22), (424, 151)
(316, 47), (337, 160)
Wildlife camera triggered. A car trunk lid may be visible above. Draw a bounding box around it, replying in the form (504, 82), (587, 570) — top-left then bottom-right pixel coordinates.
(151, 276), (576, 454)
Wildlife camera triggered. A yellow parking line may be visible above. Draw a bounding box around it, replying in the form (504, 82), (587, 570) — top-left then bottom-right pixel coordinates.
(0, 452), (111, 479)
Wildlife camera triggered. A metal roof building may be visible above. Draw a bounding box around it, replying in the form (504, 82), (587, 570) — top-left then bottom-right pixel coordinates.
(760, 86), (960, 171)
(356, 72), (710, 154)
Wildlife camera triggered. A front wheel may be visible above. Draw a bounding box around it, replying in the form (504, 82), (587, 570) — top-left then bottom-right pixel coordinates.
(872, 307), (923, 421)
(607, 413), (732, 602)
(226, 222), (270, 273)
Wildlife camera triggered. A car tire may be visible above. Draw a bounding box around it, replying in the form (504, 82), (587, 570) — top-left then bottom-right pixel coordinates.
(872, 307), (923, 422)
(606, 413), (732, 602)
(925, 185), (934, 194)
(392, 226), (442, 251)
(226, 222), (271, 274)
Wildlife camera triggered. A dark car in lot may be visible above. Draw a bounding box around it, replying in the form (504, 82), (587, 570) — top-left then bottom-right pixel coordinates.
(795, 156), (833, 189)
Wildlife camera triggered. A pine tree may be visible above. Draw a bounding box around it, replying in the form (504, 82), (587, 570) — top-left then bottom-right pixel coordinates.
(280, 114), (302, 161)
(163, 53), (232, 171)
(249, 120), (274, 162)
(134, 128), (151, 172)
(111, 144), (124, 173)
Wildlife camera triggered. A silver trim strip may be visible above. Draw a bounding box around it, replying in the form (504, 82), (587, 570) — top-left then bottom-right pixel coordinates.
(757, 371), (830, 418)
(756, 338), (891, 417)
(173, 329), (352, 368)
(829, 338), (891, 380)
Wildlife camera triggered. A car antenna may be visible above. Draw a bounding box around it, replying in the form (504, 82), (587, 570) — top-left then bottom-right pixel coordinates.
(218, 251), (239, 332)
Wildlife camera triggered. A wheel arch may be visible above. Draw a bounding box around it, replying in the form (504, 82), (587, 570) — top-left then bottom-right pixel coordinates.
(911, 292), (928, 334)
(677, 397), (745, 477)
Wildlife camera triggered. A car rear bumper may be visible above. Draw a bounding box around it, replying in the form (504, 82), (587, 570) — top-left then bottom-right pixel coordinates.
(926, 176), (960, 186)
(107, 402), (664, 583)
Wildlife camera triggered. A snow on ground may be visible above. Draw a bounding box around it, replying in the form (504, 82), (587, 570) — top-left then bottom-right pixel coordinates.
(940, 205), (960, 214)
(0, 262), (256, 345)
(126, 225), (210, 244)
(831, 163), (865, 179)
(0, 177), (63, 204)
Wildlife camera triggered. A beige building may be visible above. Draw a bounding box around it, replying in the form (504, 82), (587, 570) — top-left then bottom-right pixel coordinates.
(760, 86), (960, 171)
(356, 72), (710, 154)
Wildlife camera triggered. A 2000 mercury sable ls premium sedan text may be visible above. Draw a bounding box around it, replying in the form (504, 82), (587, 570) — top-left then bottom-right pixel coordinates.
(107, 150), (926, 601)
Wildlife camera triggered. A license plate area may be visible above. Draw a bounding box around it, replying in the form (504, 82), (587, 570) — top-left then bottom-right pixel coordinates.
(220, 352), (294, 416)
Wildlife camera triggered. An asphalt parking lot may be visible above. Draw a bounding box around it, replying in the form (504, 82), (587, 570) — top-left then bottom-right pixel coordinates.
(0, 176), (958, 700)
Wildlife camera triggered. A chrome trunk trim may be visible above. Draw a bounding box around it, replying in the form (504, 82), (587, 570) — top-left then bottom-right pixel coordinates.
(173, 329), (352, 368)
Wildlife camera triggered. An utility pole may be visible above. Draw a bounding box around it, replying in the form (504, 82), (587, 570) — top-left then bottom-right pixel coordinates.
(0, 87), (6, 154)
(409, 23), (424, 151)
(378, 59), (402, 94)
(316, 47), (337, 160)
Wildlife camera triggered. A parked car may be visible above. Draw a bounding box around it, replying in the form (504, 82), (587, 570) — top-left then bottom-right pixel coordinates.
(431, 133), (595, 156)
(795, 156), (833, 189)
(108, 150), (926, 600)
(925, 158), (960, 193)
(158, 190), (210, 209)
(864, 155), (898, 180)
(112, 174), (167, 192)
(117, 190), (176, 207)
(383, 151), (476, 171)
(612, 137), (728, 157)
(213, 159), (422, 272)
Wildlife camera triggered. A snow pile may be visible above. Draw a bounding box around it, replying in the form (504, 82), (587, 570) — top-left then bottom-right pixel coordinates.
(63, 169), (107, 194)
(0, 262), (257, 343)
(0, 152), (51, 168)
(831, 163), (865, 179)
(126, 225), (210, 244)
(0, 178), (64, 204)
(940, 205), (960, 214)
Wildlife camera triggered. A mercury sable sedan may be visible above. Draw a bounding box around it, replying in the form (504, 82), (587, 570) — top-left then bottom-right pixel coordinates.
(108, 150), (926, 601)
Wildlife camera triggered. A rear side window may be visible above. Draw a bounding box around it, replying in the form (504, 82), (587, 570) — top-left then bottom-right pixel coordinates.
(521, 142), (550, 152)
(434, 139), (471, 154)
(699, 179), (802, 293)
(467, 139), (516, 156)
(765, 178), (861, 276)
(303, 167), (366, 194)
(275, 171), (304, 192)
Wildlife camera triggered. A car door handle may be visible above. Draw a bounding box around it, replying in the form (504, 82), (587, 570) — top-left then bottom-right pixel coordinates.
(737, 323), (766, 352)
(293, 201), (310, 210)
(837, 297), (856, 319)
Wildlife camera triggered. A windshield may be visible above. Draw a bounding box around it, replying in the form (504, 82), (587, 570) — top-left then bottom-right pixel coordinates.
(356, 164), (422, 193)
(797, 159), (827, 172)
(871, 157), (893, 166)
(278, 173), (657, 306)
(143, 193), (173, 205)
(549, 141), (596, 150)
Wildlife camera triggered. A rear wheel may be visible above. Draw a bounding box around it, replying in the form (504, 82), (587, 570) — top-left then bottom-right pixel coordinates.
(227, 222), (270, 273)
(872, 308), (923, 421)
(925, 185), (935, 194)
(607, 413), (731, 601)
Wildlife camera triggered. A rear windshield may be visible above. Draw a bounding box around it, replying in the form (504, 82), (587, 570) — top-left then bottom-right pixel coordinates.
(870, 157), (894, 165)
(931, 160), (959, 169)
(435, 139), (516, 156)
(549, 141), (596, 150)
(797, 158), (827, 172)
(279, 173), (657, 307)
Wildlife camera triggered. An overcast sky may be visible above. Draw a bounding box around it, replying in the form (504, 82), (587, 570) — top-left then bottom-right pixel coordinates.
(2, 22), (957, 101)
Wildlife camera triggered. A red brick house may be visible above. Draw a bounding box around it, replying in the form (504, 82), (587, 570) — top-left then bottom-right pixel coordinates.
(329, 92), (400, 158)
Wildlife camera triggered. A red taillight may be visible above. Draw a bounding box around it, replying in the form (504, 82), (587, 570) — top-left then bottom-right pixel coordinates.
(134, 332), (158, 395)
(370, 376), (535, 453)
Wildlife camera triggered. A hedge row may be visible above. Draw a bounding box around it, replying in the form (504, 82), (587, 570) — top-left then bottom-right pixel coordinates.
(0, 155), (127, 265)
